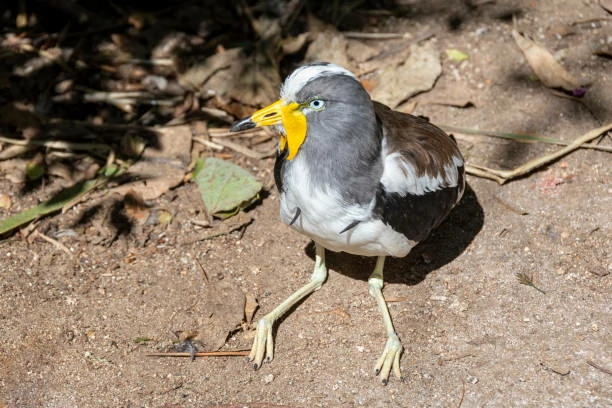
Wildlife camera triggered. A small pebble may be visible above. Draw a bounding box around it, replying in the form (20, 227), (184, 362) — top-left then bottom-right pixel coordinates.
(467, 375), (479, 384)
(264, 373), (274, 384)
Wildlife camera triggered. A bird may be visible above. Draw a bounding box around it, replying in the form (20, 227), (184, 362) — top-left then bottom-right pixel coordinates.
(230, 62), (465, 384)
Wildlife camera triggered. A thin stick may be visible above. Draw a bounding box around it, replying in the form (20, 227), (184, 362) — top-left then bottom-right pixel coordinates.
(208, 127), (266, 138)
(210, 138), (276, 159)
(464, 122), (612, 184)
(586, 359), (612, 375)
(192, 137), (224, 151)
(343, 32), (413, 40)
(192, 252), (209, 283)
(147, 350), (250, 358)
(0, 136), (111, 154)
(457, 381), (466, 408)
(32, 230), (74, 257)
(445, 125), (612, 152)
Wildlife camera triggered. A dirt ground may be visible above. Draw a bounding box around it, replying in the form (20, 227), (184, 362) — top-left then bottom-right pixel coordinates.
(1, 1), (611, 407)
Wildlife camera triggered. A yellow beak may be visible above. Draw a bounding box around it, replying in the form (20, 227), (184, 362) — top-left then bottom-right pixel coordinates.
(230, 100), (306, 161)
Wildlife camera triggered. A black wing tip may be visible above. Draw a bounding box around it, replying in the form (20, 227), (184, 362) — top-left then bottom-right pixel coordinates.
(339, 220), (360, 234)
(289, 207), (302, 226)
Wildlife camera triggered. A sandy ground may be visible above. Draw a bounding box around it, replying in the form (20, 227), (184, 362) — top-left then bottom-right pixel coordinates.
(1, 1), (611, 407)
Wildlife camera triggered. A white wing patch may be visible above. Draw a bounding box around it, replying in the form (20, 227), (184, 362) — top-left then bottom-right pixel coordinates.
(380, 141), (464, 196)
(281, 63), (357, 101)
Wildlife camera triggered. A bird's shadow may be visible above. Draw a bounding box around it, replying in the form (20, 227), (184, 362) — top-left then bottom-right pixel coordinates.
(304, 183), (484, 285)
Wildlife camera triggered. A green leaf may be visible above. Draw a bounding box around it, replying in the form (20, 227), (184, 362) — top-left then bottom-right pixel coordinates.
(192, 157), (262, 219)
(446, 49), (469, 62)
(0, 169), (119, 236)
(26, 162), (45, 181)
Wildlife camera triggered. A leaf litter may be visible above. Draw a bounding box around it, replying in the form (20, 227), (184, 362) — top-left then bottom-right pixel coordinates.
(1, 3), (611, 403)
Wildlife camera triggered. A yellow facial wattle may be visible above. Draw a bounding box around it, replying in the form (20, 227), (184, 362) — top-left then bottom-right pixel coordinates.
(250, 100), (306, 160)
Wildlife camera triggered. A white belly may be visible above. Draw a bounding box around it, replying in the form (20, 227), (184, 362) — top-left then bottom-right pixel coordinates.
(279, 182), (415, 258)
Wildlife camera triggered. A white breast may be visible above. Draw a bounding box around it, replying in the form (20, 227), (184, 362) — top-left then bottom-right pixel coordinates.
(279, 158), (414, 257)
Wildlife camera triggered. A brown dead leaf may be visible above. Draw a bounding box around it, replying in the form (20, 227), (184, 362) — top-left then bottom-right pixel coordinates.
(0, 158), (28, 183)
(370, 42), (442, 108)
(304, 16), (352, 69)
(123, 189), (150, 223)
(244, 292), (259, 325)
(110, 125), (191, 200)
(511, 30), (579, 92)
(355, 43), (412, 77)
(329, 308), (351, 319)
(0, 193), (12, 210)
(282, 33), (310, 56)
(187, 212), (253, 243)
(180, 47), (281, 111)
(175, 330), (199, 342)
(346, 39), (379, 64)
(179, 48), (238, 92)
(194, 278), (245, 350)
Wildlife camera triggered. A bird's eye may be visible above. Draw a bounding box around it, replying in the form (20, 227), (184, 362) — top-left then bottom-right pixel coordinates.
(309, 99), (325, 110)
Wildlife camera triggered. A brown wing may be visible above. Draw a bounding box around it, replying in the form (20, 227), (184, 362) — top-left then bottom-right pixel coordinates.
(372, 101), (465, 243)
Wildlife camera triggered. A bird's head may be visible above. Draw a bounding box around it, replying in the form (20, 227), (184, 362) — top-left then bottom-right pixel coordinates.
(230, 62), (374, 160)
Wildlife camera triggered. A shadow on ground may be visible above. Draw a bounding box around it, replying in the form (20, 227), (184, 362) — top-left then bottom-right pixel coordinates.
(303, 183), (484, 285)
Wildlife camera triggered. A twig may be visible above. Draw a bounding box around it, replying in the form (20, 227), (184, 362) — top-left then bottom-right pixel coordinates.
(147, 350), (250, 358)
(192, 252), (209, 283)
(493, 196), (528, 215)
(586, 359), (612, 375)
(343, 31), (414, 40)
(445, 125), (612, 152)
(210, 138), (276, 159)
(0, 135), (111, 155)
(208, 127), (266, 138)
(81, 91), (182, 106)
(464, 123), (612, 184)
(457, 381), (466, 408)
(571, 17), (612, 25)
(31, 230), (74, 258)
(516, 272), (546, 294)
(192, 137), (224, 151)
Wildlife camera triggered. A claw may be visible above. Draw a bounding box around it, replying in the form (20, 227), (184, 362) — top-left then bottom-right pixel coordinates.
(374, 333), (403, 385)
(249, 315), (275, 370)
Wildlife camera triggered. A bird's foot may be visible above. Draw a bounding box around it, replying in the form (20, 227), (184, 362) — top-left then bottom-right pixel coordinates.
(374, 332), (403, 385)
(248, 315), (275, 370)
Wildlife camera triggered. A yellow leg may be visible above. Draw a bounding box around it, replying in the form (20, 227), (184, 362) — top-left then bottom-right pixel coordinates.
(368, 256), (403, 385)
(250, 243), (328, 369)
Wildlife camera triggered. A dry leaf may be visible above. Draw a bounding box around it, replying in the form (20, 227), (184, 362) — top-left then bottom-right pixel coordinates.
(110, 125), (191, 200)
(194, 279), (245, 350)
(370, 42), (442, 108)
(0, 193), (12, 210)
(123, 189), (150, 223)
(244, 292), (259, 325)
(187, 212), (253, 243)
(511, 30), (579, 92)
(180, 47), (280, 111)
(282, 33), (310, 55)
(304, 16), (352, 69)
(346, 39), (379, 64)
(446, 49), (469, 62)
